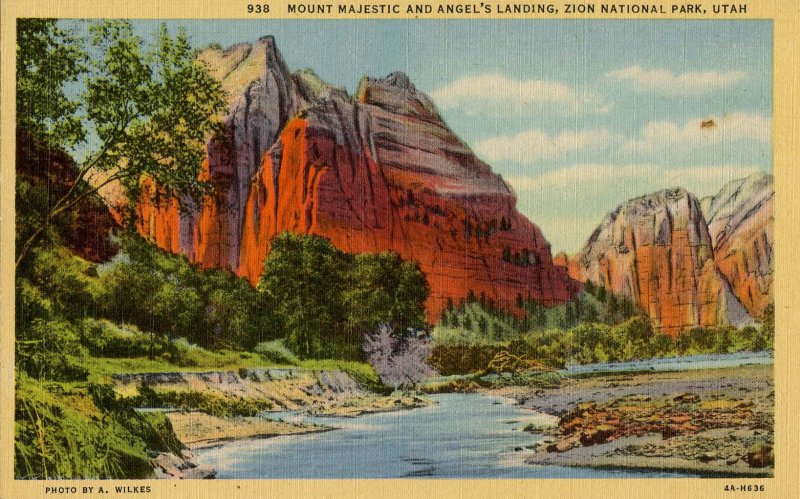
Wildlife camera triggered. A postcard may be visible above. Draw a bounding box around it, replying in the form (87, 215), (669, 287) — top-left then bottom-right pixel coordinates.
(1, 1), (798, 498)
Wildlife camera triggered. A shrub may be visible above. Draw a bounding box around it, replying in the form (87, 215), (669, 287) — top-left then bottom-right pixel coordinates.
(80, 318), (161, 358)
(97, 236), (279, 351)
(254, 340), (300, 365)
(363, 323), (438, 389)
(24, 247), (99, 319)
(130, 384), (272, 417)
(16, 318), (89, 381)
(429, 343), (505, 375)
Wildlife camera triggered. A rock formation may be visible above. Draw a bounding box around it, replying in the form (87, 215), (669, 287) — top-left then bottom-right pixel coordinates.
(701, 173), (774, 318)
(135, 36), (579, 322)
(573, 188), (752, 336)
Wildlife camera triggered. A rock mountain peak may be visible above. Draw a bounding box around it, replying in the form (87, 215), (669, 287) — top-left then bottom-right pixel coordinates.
(137, 35), (579, 321)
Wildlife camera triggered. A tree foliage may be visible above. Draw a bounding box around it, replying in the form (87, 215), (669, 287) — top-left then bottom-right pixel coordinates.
(363, 323), (437, 389)
(98, 237), (276, 351)
(17, 19), (87, 148)
(259, 233), (429, 359)
(15, 20), (226, 267)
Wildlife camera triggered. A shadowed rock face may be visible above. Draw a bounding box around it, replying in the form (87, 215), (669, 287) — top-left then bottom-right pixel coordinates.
(701, 173), (774, 318)
(136, 37), (579, 322)
(574, 188), (752, 336)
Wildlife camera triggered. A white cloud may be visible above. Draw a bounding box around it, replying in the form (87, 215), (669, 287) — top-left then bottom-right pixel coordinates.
(607, 65), (747, 96)
(508, 163), (766, 253)
(429, 73), (609, 115)
(508, 163), (764, 193)
(619, 112), (770, 157)
(475, 129), (617, 164)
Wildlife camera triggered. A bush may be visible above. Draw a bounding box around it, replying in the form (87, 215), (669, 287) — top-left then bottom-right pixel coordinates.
(429, 343), (506, 375)
(16, 318), (89, 381)
(254, 340), (300, 365)
(98, 236), (279, 350)
(24, 247), (99, 319)
(363, 323), (437, 389)
(130, 384), (272, 417)
(80, 318), (161, 358)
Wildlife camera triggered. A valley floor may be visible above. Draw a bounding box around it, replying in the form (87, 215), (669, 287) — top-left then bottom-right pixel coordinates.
(489, 364), (775, 476)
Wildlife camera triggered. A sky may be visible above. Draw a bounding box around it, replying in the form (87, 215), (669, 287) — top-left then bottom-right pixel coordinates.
(97, 20), (772, 254)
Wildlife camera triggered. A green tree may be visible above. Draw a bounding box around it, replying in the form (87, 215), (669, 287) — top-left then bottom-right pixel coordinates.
(343, 252), (428, 339)
(439, 309), (450, 327)
(17, 19), (86, 148)
(463, 314), (473, 331)
(259, 233), (345, 358)
(15, 20), (226, 268)
(478, 316), (488, 335)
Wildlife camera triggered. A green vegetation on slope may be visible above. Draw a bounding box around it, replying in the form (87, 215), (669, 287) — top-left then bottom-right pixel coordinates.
(15, 375), (182, 479)
(259, 232), (429, 359)
(432, 296), (774, 375)
(14, 17), (423, 480)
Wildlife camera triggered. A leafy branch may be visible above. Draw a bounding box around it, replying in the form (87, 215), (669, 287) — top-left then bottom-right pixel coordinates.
(15, 20), (227, 269)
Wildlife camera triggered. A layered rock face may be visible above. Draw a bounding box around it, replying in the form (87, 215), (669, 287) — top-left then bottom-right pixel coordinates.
(701, 173), (774, 318)
(136, 37), (308, 268)
(136, 36), (579, 322)
(573, 188), (752, 336)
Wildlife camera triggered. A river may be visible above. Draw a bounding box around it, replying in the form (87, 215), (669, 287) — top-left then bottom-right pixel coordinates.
(196, 351), (771, 478)
(562, 350), (773, 375)
(197, 394), (686, 478)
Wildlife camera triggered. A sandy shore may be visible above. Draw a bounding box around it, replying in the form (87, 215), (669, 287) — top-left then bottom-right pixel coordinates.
(490, 364), (774, 476)
(167, 392), (433, 450)
(167, 411), (332, 449)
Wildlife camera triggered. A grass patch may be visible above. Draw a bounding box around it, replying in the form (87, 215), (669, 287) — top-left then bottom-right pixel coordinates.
(129, 385), (273, 417)
(88, 351), (274, 380)
(254, 339), (300, 365)
(14, 375), (182, 479)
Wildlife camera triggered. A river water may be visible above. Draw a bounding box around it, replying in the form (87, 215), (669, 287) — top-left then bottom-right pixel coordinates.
(562, 350), (773, 375)
(196, 351), (772, 479)
(197, 394), (685, 478)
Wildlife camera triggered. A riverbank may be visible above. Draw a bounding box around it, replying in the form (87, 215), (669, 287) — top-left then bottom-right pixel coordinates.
(490, 364), (774, 476)
(164, 391), (433, 450)
(114, 367), (434, 477)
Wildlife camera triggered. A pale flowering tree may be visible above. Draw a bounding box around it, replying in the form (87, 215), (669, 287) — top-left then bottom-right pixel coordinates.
(363, 323), (438, 390)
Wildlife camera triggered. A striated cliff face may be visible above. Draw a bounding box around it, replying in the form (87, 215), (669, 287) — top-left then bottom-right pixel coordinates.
(136, 37), (579, 322)
(573, 188), (752, 336)
(701, 173), (774, 318)
(136, 37), (308, 269)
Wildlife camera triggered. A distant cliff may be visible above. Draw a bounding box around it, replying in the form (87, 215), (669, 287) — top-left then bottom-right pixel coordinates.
(571, 188), (753, 336)
(701, 173), (774, 318)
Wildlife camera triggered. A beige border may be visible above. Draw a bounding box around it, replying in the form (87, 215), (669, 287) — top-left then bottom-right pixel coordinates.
(1, 1), (797, 498)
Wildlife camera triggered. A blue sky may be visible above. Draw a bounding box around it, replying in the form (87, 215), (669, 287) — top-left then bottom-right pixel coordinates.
(95, 20), (773, 253)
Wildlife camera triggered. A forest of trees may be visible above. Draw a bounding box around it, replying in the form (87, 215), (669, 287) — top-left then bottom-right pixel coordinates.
(260, 232), (429, 359)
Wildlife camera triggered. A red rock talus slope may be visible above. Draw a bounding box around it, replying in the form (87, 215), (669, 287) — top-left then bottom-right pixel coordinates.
(136, 37), (579, 322)
(573, 188), (752, 336)
(701, 173), (774, 318)
(16, 128), (119, 262)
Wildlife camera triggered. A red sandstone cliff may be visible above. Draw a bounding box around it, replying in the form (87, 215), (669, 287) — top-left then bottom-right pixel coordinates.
(16, 128), (118, 263)
(701, 173), (774, 318)
(136, 37), (579, 322)
(572, 188), (753, 336)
